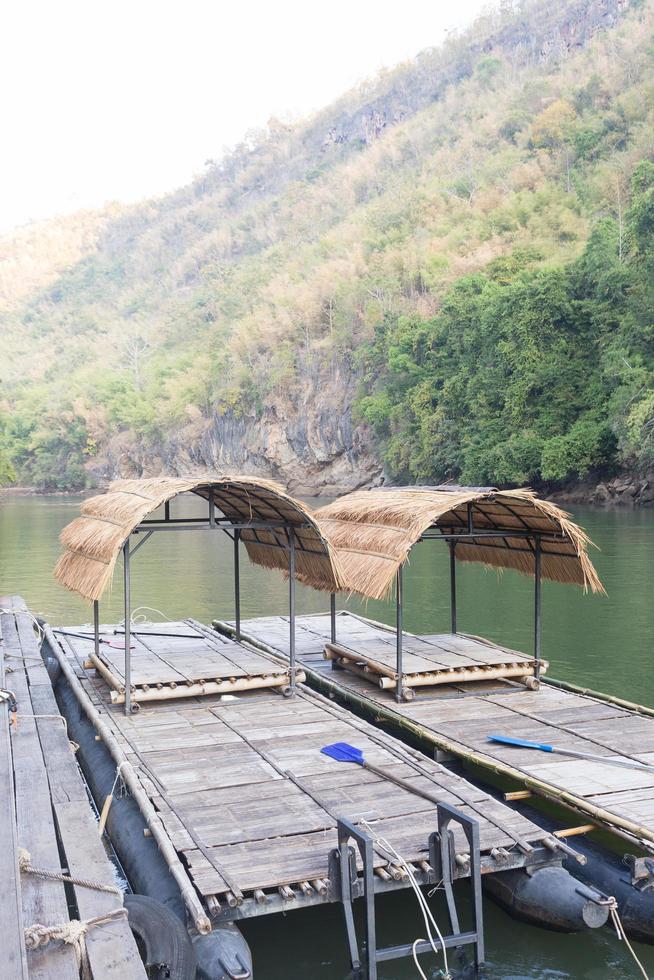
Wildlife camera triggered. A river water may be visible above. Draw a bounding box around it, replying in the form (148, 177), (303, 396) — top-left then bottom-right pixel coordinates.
(1, 493), (653, 978)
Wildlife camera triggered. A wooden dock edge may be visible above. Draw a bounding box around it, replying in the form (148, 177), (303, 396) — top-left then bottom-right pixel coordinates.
(213, 618), (654, 856)
(43, 623), (212, 935)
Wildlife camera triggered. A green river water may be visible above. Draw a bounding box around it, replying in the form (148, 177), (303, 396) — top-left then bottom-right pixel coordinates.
(1, 493), (653, 979)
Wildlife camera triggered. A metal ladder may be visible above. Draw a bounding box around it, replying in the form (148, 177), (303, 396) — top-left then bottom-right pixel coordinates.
(330, 804), (484, 980)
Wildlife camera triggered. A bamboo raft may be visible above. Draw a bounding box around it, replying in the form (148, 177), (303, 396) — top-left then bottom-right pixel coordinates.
(0, 597), (144, 980)
(58, 623), (303, 706)
(48, 618), (574, 925)
(219, 611), (654, 857)
(324, 631), (547, 694)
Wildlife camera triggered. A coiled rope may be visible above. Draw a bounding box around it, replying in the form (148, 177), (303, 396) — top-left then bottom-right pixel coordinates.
(24, 907), (127, 980)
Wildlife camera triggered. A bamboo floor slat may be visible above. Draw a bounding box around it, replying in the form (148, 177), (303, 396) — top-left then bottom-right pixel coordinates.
(54, 620), (556, 916)
(0, 598), (145, 980)
(226, 612), (654, 854)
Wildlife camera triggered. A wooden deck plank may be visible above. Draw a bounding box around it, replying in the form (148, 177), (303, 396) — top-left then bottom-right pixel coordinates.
(5, 600), (146, 980)
(0, 603), (29, 979)
(3, 607), (80, 980)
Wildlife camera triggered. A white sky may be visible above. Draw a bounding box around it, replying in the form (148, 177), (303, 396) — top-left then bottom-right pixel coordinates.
(1, 0), (491, 232)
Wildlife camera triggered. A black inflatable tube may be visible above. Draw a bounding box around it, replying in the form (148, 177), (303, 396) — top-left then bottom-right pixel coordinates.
(562, 837), (654, 944)
(55, 673), (188, 922)
(484, 864), (609, 931)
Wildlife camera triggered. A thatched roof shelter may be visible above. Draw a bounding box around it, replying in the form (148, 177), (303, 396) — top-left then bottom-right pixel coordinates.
(315, 486), (604, 601)
(55, 476), (344, 602)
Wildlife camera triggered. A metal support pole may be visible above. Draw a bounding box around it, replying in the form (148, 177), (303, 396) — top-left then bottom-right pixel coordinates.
(449, 541), (457, 634)
(234, 529), (241, 641)
(534, 536), (542, 681)
(93, 599), (100, 660)
(123, 540), (132, 715)
(396, 566), (403, 703)
(208, 489), (215, 527)
(289, 529), (296, 693)
(330, 593), (336, 644)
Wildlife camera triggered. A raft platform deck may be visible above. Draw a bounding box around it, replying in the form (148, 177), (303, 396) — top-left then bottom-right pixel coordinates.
(219, 611), (654, 858)
(325, 630), (547, 693)
(0, 597), (144, 980)
(49, 618), (571, 926)
(59, 622), (301, 705)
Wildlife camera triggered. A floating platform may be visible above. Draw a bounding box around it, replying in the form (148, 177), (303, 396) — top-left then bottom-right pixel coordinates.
(0, 597), (145, 980)
(325, 630), (547, 694)
(48, 617), (584, 924)
(60, 623), (302, 705)
(219, 612), (654, 861)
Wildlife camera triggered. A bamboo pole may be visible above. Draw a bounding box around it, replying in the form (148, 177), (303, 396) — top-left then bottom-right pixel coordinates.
(324, 642), (397, 679)
(325, 645), (546, 688)
(90, 652), (130, 694)
(43, 623), (212, 934)
(107, 670), (306, 704)
(377, 663), (546, 689)
(544, 676), (654, 718)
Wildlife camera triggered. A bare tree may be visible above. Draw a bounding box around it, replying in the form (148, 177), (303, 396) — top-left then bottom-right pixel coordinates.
(124, 335), (150, 390)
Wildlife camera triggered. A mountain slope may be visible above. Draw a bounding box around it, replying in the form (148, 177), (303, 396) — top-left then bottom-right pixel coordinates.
(1, 0), (652, 494)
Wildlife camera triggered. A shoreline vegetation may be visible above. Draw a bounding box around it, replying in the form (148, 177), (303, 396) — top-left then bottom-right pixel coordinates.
(2, 0), (653, 500)
(2, 473), (653, 507)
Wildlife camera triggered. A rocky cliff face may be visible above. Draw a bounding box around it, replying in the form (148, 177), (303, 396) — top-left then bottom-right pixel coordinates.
(91, 370), (382, 494)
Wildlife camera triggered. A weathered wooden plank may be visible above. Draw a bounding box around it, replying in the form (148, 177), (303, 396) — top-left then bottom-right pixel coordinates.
(2, 608), (79, 980)
(54, 803), (146, 980)
(0, 604), (29, 979)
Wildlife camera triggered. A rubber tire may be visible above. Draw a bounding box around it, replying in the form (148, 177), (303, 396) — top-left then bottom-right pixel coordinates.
(125, 894), (197, 979)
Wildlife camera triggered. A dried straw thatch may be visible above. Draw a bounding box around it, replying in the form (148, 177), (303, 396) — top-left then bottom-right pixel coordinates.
(315, 486), (604, 600)
(54, 476), (344, 602)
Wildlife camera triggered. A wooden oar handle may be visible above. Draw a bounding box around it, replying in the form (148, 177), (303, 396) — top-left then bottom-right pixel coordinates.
(363, 760), (442, 806)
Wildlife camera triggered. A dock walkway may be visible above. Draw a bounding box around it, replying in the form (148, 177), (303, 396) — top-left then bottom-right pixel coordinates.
(51, 618), (566, 924)
(222, 612), (654, 856)
(0, 597), (144, 980)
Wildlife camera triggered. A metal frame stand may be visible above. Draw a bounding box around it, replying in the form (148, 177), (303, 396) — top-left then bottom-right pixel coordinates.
(234, 528), (241, 641)
(395, 566), (403, 703)
(288, 528), (296, 694)
(534, 535), (542, 680)
(449, 540), (457, 634)
(123, 540), (132, 715)
(330, 805), (484, 980)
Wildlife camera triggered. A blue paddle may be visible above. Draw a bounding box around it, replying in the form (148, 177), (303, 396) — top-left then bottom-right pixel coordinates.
(488, 734), (654, 774)
(321, 741), (444, 804)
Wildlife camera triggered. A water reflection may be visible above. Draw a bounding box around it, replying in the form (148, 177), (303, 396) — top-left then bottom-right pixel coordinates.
(1, 492), (654, 978)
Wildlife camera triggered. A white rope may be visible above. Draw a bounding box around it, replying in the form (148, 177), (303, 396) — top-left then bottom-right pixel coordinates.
(0, 607), (44, 644)
(360, 819), (452, 979)
(608, 898), (650, 979)
(122, 606), (173, 626)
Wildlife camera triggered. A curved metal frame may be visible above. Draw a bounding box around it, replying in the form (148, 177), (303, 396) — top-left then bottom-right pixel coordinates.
(92, 490), (305, 714)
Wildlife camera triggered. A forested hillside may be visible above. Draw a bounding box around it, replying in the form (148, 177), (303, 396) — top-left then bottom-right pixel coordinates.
(1, 0), (653, 496)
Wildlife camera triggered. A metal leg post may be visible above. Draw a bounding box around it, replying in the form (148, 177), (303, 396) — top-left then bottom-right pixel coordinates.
(534, 536), (542, 681)
(449, 541), (457, 634)
(234, 529), (241, 641)
(93, 599), (100, 660)
(123, 540), (132, 715)
(330, 593), (336, 643)
(289, 529), (296, 693)
(396, 566), (403, 703)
